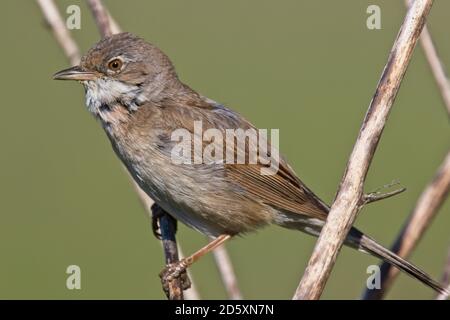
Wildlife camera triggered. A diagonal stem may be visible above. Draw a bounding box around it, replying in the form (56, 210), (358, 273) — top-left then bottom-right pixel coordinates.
(36, 0), (80, 65)
(293, 0), (434, 300)
(211, 240), (243, 300)
(405, 0), (450, 118)
(86, 0), (112, 38)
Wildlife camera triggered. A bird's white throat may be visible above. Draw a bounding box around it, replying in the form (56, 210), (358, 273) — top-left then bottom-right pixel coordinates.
(83, 78), (144, 120)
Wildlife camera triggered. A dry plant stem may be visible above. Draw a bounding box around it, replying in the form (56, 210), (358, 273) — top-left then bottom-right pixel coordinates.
(211, 241), (243, 300)
(362, 187), (406, 206)
(36, 0), (80, 65)
(293, 0), (434, 300)
(436, 248), (450, 300)
(106, 10), (121, 34)
(362, 151), (450, 300)
(86, 0), (112, 38)
(405, 0), (450, 117)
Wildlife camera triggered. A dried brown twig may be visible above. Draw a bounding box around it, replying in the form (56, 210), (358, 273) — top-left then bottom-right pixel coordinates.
(362, 151), (450, 299)
(86, 0), (111, 38)
(211, 240), (243, 300)
(36, 0), (80, 65)
(405, 0), (450, 118)
(293, 0), (434, 300)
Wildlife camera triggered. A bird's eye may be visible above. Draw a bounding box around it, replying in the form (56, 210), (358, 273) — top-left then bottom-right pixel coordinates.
(108, 58), (123, 71)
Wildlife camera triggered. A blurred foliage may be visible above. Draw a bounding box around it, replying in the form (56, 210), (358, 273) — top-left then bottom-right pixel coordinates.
(0, 0), (448, 299)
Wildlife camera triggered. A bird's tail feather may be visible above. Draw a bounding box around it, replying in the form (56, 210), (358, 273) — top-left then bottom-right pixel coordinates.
(347, 227), (447, 295)
(277, 211), (446, 294)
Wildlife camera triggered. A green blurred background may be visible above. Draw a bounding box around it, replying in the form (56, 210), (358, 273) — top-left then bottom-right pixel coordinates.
(0, 0), (448, 299)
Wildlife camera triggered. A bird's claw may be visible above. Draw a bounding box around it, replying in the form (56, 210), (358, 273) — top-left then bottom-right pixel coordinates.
(152, 216), (162, 240)
(160, 259), (189, 282)
(159, 259), (192, 296)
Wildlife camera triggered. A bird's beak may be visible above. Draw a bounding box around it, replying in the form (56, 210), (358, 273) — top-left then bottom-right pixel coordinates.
(53, 65), (97, 81)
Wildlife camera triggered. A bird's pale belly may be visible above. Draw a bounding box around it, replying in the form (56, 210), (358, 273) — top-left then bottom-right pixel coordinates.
(112, 137), (274, 237)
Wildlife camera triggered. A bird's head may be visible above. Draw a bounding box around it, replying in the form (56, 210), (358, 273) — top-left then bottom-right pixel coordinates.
(53, 32), (179, 116)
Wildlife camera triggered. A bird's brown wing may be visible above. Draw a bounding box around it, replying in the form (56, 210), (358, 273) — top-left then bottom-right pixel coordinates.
(156, 99), (329, 220)
(225, 161), (329, 220)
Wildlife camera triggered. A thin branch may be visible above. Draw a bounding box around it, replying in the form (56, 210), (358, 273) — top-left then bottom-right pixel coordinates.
(362, 151), (450, 299)
(86, 0), (111, 38)
(361, 185), (406, 206)
(105, 9), (121, 34)
(405, 0), (450, 118)
(36, 0), (80, 65)
(436, 247), (450, 300)
(211, 241), (243, 300)
(292, 0), (434, 300)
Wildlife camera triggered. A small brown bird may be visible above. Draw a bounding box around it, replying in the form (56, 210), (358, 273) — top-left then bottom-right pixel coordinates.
(54, 32), (445, 295)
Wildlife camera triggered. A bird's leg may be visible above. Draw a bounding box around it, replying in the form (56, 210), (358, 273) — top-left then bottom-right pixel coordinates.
(159, 234), (232, 287)
(151, 203), (177, 240)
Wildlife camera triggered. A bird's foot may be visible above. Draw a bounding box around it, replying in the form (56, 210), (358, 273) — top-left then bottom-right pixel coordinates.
(159, 259), (192, 296)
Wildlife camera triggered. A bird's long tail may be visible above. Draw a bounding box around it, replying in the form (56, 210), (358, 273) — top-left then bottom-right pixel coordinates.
(276, 201), (446, 294)
(346, 227), (447, 295)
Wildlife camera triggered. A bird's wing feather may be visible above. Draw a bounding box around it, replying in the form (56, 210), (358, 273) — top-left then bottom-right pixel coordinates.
(225, 163), (328, 220)
(154, 98), (329, 220)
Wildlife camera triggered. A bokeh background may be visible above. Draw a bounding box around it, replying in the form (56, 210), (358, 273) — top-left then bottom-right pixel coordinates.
(0, 0), (448, 299)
